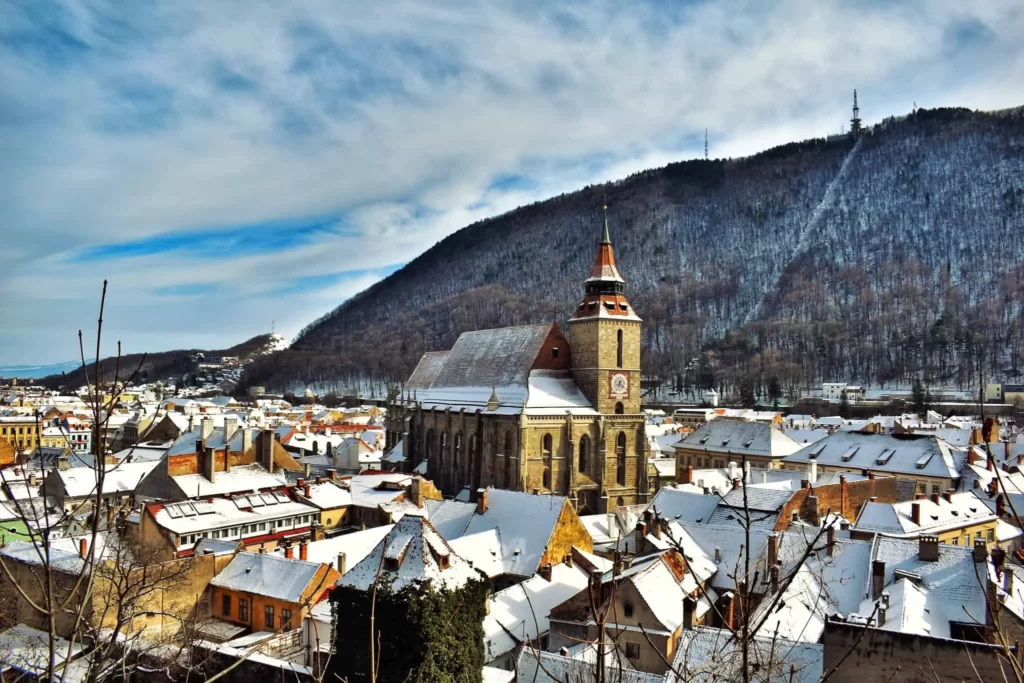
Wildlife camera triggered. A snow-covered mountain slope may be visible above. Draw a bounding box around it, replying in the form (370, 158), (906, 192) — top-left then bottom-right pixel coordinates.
(242, 107), (1024, 393)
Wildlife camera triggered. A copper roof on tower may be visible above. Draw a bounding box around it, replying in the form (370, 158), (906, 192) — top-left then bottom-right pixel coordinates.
(586, 211), (625, 284)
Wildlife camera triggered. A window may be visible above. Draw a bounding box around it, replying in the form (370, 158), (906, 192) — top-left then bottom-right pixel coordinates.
(988, 529), (995, 542)
(265, 605), (275, 629)
(542, 434), (553, 459)
(239, 599), (249, 622)
(616, 432), (626, 486)
(952, 537), (958, 545)
(616, 330), (624, 368)
(222, 594), (231, 616)
(578, 436), (590, 475)
(543, 467), (551, 490)
(615, 402), (624, 415)
(281, 608), (292, 630)
(918, 484), (927, 493)
(931, 484), (940, 495)
(552, 347), (559, 359)
(963, 535), (970, 546)
(623, 603), (634, 618)
(625, 643), (640, 659)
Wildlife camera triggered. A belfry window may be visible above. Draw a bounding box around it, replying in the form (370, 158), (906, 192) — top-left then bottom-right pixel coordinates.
(616, 329), (624, 368)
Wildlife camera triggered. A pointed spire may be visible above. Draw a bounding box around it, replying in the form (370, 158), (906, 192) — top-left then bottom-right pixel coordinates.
(601, 199), (611, 245)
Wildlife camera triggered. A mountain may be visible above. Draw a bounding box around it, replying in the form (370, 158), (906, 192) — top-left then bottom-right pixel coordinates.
(0, 360), (90, 380)
(35, 333), (287, 390)
(240, 106), (1024, 398)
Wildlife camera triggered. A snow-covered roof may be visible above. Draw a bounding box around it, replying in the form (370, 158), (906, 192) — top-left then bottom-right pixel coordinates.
(296, 480), (352, 510)
(463, 489), (567, 577)
(336, 514), (480, 592)
(667, 626), (822, 683)
(448, 529), (505, 578)
(647, 488), (720, 525)
(676, 419), (801, 459)
(210, 552), (328, 602)
(406, 351), (450, 391)
(483, 562), (591, 661)
(783, 432), (961, 480)
(523, 371), (597, 416)
(854, 491), (995, 537)
(173, 463), (287, 499)
(151, 496), (317, 536)
(423, 498), (477, 538)
(278, 524), (393, 570)
(56, 461), (158, 498)
(428, 323), (557, 391)
(0, 624), (87, 683)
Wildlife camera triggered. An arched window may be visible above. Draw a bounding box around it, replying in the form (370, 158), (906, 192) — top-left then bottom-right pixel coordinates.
(543, 467), (551, 490)
(615, 402), (624, 415)
(542, 433), (553, 459)
(578, 435), (590, 475)
(616, 432), (627, 486)
(616, 496), (625, 508)
(504, 431), (514, 489)
(616, 329), (624, 368)
(454, 432), (465, 487)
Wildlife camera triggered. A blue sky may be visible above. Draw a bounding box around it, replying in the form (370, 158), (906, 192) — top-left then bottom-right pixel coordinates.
(1, 0), (1023, 365)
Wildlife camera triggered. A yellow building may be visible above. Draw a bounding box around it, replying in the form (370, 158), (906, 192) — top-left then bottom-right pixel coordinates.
(851, 491), (1000, 548)
(0, 416), (40, 453)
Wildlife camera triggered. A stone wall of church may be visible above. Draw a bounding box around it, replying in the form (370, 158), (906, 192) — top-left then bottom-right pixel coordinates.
(568, 318), (642, 414)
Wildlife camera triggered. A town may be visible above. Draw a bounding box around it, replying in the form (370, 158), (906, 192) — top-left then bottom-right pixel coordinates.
(1, 225), (1023, 682)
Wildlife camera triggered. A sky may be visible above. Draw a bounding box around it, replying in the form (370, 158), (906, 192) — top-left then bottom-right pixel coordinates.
(2, 0), (1023, 366)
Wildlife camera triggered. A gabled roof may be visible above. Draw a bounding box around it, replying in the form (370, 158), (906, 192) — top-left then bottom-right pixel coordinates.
(854, 491), (995, 536)
(336, 514), (480, 592)
(647, 487), (720, 524)
(406, 351), (450, 391)
(210, 552), (328, 602)
(425, 323), (558, 391)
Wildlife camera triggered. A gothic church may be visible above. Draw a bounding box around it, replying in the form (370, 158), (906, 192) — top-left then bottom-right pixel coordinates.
(386, 216), (649, 513)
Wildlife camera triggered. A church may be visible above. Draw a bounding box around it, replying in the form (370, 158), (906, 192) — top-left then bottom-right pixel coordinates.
(386, 214), (649, 513)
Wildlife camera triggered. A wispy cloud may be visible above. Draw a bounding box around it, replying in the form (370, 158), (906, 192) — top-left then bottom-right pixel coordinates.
(2, 0), (1023, 363)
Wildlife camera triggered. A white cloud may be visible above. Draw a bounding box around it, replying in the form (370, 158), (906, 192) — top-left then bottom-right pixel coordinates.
(1, 0), (1023, 363)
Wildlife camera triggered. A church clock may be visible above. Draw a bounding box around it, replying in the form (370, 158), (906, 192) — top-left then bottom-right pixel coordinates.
(609, 372), (629, 399)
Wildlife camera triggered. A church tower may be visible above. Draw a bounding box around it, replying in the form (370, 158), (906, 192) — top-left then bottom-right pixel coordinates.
(568, 206), (642, 415)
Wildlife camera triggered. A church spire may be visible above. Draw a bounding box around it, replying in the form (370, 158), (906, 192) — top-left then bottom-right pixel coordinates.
(601, 201), (611, 245)
(587, 201), (624, 285)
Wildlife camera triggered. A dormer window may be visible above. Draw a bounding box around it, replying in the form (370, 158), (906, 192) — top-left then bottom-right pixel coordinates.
(619, 303), (628, 311)
(552, 347), (559, 359)
(384, 557), (400, 571)
(604, 301), (615, 310)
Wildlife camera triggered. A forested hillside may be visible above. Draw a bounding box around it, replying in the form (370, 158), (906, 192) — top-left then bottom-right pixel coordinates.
(242, 107), (1024, 398)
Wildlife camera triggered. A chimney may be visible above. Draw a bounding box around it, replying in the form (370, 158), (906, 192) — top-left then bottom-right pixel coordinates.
(801, 479), (810, 490)
(968, 449), (978, 465)
(242, 427), (252, 454)
(943, 489), (954, 503)
(613, 551), (623, 576)
(997, 494), (1007, 518)
(732, 477), (741, 490)
(337, 552), (347, 575)
(299, 540), (308, 562)
(987, 454), (995, 472)
(327, 468), (337, 481)
(304, 485), (311, 498)
(476, 488), (488, 515)
(871, 560), (885, 598)
(298, 478), (305, 488)
(284, 543), (294, 560)
(224, 416), (239, 442)
(195, 438), (204, 456)
(992, 547), (1007, 579)
(839, 474), (848, 517)
(681, 466), (693, 484)
(1007, 441), (1012, 461)
(767, 534), (778, 570)
(930, 492), (940, 505)
(911, 502), (921, 526)
(827, 525), (836, 556)
(877, 604), (887, 627)
(808, 495), (820, 526)
(652, 516), (662, 540)
(261, 428), (275, 473)
(539, 563), (553, 582)
(204, 446), (216, 483)
(770, 564), (780, 593)
(410, 477), (423, 508)
(714, 547), (721, 563)
(200, 417), (214, 441)
(918, 535), (940, 562)
(974, 538), (989, 563)
(808, 460), (818, 485)
(79, 538), (88, 558)
(683, 596), (696, 630)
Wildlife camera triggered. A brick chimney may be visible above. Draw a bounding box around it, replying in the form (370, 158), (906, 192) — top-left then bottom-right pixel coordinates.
(732, 477), (741, 490)
(299, 540), (308, 562)
(284, 543), (294, 559)
(476, 488), (488, 514)
(539, 563), (553, 582)
(304, 485), (311, 498)
(770, 564), (780, 593)
(943, 489), (954, 503)
(997, 493), (1006, 518)
(930, 492), (940, 505)
(327, 468), (337, 481)
(79, 538), (88, 558)
(260, 428), (275, 473)
(767, 534), (778, 570)
(911, 502), (921, 526)
(826, 525), (836, 556)
(839, 474), (848, 518)
(680, 465), (693, 484)
(918, 535), (940, 562)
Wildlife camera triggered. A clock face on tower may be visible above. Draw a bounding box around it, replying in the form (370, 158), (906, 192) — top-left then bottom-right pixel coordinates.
(609, 372), (629, 399)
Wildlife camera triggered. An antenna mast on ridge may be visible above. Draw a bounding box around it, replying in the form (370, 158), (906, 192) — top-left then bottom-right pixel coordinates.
(704, 129), (708, 160)
(850, 89), (863, 139)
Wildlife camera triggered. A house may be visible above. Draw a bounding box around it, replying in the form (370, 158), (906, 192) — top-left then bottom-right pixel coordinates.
(673, 419), (802, 474)
(141, 492), (320, 559)
(781, 432), (963, 496)
(293, 478), (352, 533)
(423, 488), (593, 584)
(853, 491), (999, 547)
(209, 551), (340, 633)
(41, 460), (159, 512)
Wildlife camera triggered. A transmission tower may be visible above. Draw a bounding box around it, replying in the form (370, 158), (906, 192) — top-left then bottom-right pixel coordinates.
(704, 129), (708, 160)
(850, 89), (863, 138)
